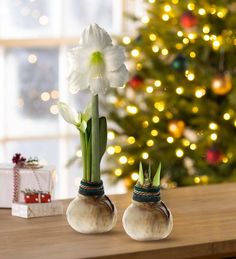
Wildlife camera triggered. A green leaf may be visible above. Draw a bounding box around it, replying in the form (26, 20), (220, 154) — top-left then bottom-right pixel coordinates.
(153, 162), (161, 187)
(99, 116), (107, 161)
(138, 162), (144, 185)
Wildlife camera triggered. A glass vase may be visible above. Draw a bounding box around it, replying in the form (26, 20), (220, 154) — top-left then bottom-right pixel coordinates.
(66, 181), (117, 234)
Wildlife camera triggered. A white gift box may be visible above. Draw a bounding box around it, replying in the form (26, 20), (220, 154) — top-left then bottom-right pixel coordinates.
(12, 201), (63, 218)
(0, 164), (56, 208)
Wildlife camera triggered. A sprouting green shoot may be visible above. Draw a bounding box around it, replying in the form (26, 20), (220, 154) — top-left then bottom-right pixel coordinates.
(138, 162), (144, 185)
(152, 162), (161, 187)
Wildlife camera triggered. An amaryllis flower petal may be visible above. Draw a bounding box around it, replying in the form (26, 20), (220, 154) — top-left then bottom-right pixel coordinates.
(68, 47), (90, 73)
(68, 71), (89, 94)
(104, 46), (126, 72)
(89, 77), (109, 95)
(107, 65), (129, 88)
(81, 24), (112, 50)
(58, 102), (80, 125)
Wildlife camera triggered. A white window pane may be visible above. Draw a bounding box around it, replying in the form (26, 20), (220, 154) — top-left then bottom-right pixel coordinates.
(0, 0), (60, 38)
(5, 48), (60, 137)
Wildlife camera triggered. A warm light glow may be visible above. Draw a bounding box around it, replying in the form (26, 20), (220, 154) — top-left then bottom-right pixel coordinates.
(183, 38), (189, 44)
(212, 40), (221, 50)
(108, 131), (115, 140)
(122, 36), (131, 45)
(210, 133), (218, 141)
(50, 105), (58, 115)
(76, 150), (82, 157)
(152, 45), (160, 53)
(203, 25), (210, 34)
(136, 63), (142, 71)
(190, 51), (196, 58)
(210, 6), (216, 14)
(149, 33), (157, 41)
(222, 157), (229, 164)
(176, 87), (184, 95)
(194, 176), (200, 184)
(182, 139), (190, 146)
(172, 0), (178, 3)
(161, 48), (169, 55)
(195, 88), (206, 98)
(127, 136), (136, 144)
(151, 129), (158, 136)
(164, 4), (171, 12)
(148, 0), (156, 3)
(146, 139), (154, 147)
(142, 152), (149, 159)
(209, 122), (218, 130)
(192, 106), (199, 113)
(107, 146), (115, 155)
(234, 120), (236, 127)
(114, 168), (122, 176)
(162, 14), (170, 21)
(51, 90), (59, 99)
(177, 31), (183, 37)
(114, 146), (122, 153)
(188, 33), (196, 40)
(131, 49), (140, 57)
(223, 113), (230, 120)
(41, 92), (50, 101)
(217, 9), (227, 18)
(128, 157), (135, 165)
(187, 72), (195, 81)
(28, 54), (37, 63)
(154, 101), (165, 111)
(187, 3), (195, 10)
(198, 8), (206, 15)
(131, 172), (139, 181)
(152, 116), (160, 123)
(167, 136), (174, 143)
(176, 149), (184, 157)
(190, 143), (197, 150)
(39, 15), (49, 25)
(142, 121), (149, 128)
(154, 80), (162, 87)
(176, 43), (183, 50)
(126, 105), (138, 114)
(119, 156), (128, 164)
(141, 15), (150, 24)
(146, 86), (154, 93)
(203, 35), (210, 41)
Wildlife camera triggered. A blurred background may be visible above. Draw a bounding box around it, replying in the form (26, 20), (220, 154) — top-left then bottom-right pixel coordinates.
(0, 0), (235, 198)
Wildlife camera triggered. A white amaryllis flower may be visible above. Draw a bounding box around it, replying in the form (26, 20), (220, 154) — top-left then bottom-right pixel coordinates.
(58, 102), (91, 132)
(68, 23), (129, 95)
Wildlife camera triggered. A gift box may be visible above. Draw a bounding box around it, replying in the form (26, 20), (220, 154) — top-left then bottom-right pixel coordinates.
(12, 201), (63, 218)
(0, 163), (56, 208)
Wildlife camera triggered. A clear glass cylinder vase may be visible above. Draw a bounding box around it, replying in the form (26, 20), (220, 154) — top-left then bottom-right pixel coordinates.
(66, 181), (117, 234)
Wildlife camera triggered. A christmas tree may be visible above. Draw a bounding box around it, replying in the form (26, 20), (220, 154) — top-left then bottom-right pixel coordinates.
(106, 0), (236, 188)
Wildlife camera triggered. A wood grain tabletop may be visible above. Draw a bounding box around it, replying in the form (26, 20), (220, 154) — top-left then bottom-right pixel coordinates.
(1, 183), (236, 259)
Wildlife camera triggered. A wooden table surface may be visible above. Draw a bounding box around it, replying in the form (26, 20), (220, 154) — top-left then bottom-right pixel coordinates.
(1, 183), (236, 259)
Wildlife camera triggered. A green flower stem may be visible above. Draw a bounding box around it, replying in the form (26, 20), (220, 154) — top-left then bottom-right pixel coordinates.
(91, 94), (100, 182)
(79, 131), (87, 181)
(85, 131), (91, 182)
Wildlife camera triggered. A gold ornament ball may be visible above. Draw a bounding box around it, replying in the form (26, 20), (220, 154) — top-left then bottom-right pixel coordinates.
(211, 72), (232, 95)
(168, 120), (185, 138)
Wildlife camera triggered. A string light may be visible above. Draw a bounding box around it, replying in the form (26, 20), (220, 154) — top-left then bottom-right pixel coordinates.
(142, 152), (149, 159)
(148, 0), (156, 3)
(154, 101), (165, 111)
(131, 172), (139, 181)
(222, 157), (229, 164)
(161, 48), (168, 55)
(152, 116), (160, 123)
(127, 136), (136, 144)
(119, 156), (128, 164)
(182, 139), (190, 146)
(192, 106), (199, 113)
(203, 25), (210, 34)
(142, 121), (149, 128)
(203, 35), (210, 41)
(50, 105), (58, 115)
(172, 0), (178, 4)
(187, 3), (195, 10)
(28, 54), (37, 63)
(151, 129), (158, 136)
(152, 45), (160, 53)
(114, 168), (122, 176)
(76, 150), (82, 158)
(223, 113), (230, 120)
(131, 49), (140, 57)
(122, 36), (131, 45)
(183, 38), (189, 44)
(128, 157), (135, 165)
(149, 33), (157, 41)
(146, 86), (154, 93)
(162, 14), (170, 21)
(176, 149), (184, 157)
(177, 31), (183, 37)
(126, 105), (138, 114)
(50, 90), (59, 99)
(234, 120), (236, 127)
(167, 136), (174, 143)
(114, 146), (122, 153)
(198, 8), (206, 15)
(186, 72), (195, 81)
(212, 39), (221, 50)
(154, 80), (162, 87)
(108, 131), (115, 140)
(188, 33), (196, 40)
(210, 6), (217, 14)
(210, 133), (218, 141)
(195, 87), (206, 98)
(190, 51), (196, 58)
(39, 15), (49, 25)
(164, 4), (171, 12)
(190, 143), (197, 150)
(194, 176), (200, 184)
(209, 122), (218, 130)
(41, 92), (50, 101)
(176, 43), (183, 50)
(107, 146), (115, 155)
(176, 87), (184, 95)
(141, 15), (150, 24)
(146, 139), (154, 147)
(217, 9), (227, 18)
(136, 63), (142, 71)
